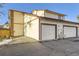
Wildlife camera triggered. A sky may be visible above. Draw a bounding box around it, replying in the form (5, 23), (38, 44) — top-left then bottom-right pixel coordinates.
(0, 3), (79, 25)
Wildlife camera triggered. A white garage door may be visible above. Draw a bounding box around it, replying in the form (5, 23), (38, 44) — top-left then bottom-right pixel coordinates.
(64, 26), (76, 38)
(42, 24), (56, 40)
(77, 28), (79, 37)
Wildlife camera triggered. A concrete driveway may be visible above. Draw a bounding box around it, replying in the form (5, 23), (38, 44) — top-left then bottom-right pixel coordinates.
(0, 38), (79, 56)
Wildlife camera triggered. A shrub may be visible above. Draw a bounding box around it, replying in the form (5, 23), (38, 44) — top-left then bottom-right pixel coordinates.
(0, 29), (10, 40)
(0, 36), (3, 41)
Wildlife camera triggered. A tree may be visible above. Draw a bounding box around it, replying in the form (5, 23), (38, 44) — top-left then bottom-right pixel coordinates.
(77, 15), (79, 22)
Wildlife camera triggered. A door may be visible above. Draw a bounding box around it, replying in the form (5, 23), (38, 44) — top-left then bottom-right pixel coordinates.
(42, 24), (56, 40)
(64, 26), (76, 38)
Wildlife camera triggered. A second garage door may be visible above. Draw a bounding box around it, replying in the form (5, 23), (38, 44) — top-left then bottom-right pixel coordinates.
(64, 26), (77, 38)
(41, 24), (56, 41)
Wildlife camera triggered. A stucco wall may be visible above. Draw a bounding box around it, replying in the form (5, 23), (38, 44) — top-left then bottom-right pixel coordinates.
(24, 14), (39, 40)
(40, 18), (78, 39)
(10, 11), (24, 36)
(32, 10), (64, 19)
(45, 12), (59, 19)
(13, 24), (24, 36)
(13, 11), (24, 23)
(32, 10), (44, 17)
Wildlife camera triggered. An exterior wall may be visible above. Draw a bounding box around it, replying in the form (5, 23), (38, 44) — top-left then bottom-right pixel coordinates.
(57, 23), (63, 39)
(13, 11), (24, 23)
(40, 18), (78, 39)
(13, 11), (24, 36)
(13, 24), (24, 36)
(24, 14), (40, 40)
(32, 10), (44, 17)
(32, 10), (64, 19)
(45, 12), (59, 19)
(9, 10), (24, 37)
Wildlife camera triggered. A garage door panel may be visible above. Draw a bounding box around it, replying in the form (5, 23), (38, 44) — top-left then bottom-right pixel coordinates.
(64, 26), (76, 38)
(42, 24), (56, 40)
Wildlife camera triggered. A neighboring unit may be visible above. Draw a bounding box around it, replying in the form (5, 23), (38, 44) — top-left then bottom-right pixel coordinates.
(9, 9), (79, 41)
(3, 22), (9, 29)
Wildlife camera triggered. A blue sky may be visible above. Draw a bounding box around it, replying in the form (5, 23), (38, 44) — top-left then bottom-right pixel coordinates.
(0, 3), (79, 25)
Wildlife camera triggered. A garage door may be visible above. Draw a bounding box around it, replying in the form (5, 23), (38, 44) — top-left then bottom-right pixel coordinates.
(77, 28), (79, 37)
(42, 24), (56, 40)
(64, 26), (77, 38)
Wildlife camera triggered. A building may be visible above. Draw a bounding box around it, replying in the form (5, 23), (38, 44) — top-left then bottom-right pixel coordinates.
(3, 21), (9, 29)
(0, 25), (3, 28)
(9, 9), (79, 41)
(0, 22), (10, 39)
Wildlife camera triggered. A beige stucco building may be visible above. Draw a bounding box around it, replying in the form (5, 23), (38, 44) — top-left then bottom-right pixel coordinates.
(9, 9), (79, 41)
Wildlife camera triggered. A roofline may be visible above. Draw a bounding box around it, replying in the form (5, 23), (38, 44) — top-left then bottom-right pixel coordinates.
(45, 9), (66, 16)
(9, 9), (40, 17)
(9, 9), (79, 24)
(9, 9), (29, 14)
(32, 9), (66, 16)
(40, 17), (79, 24)
(9, 9), (66, 17)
